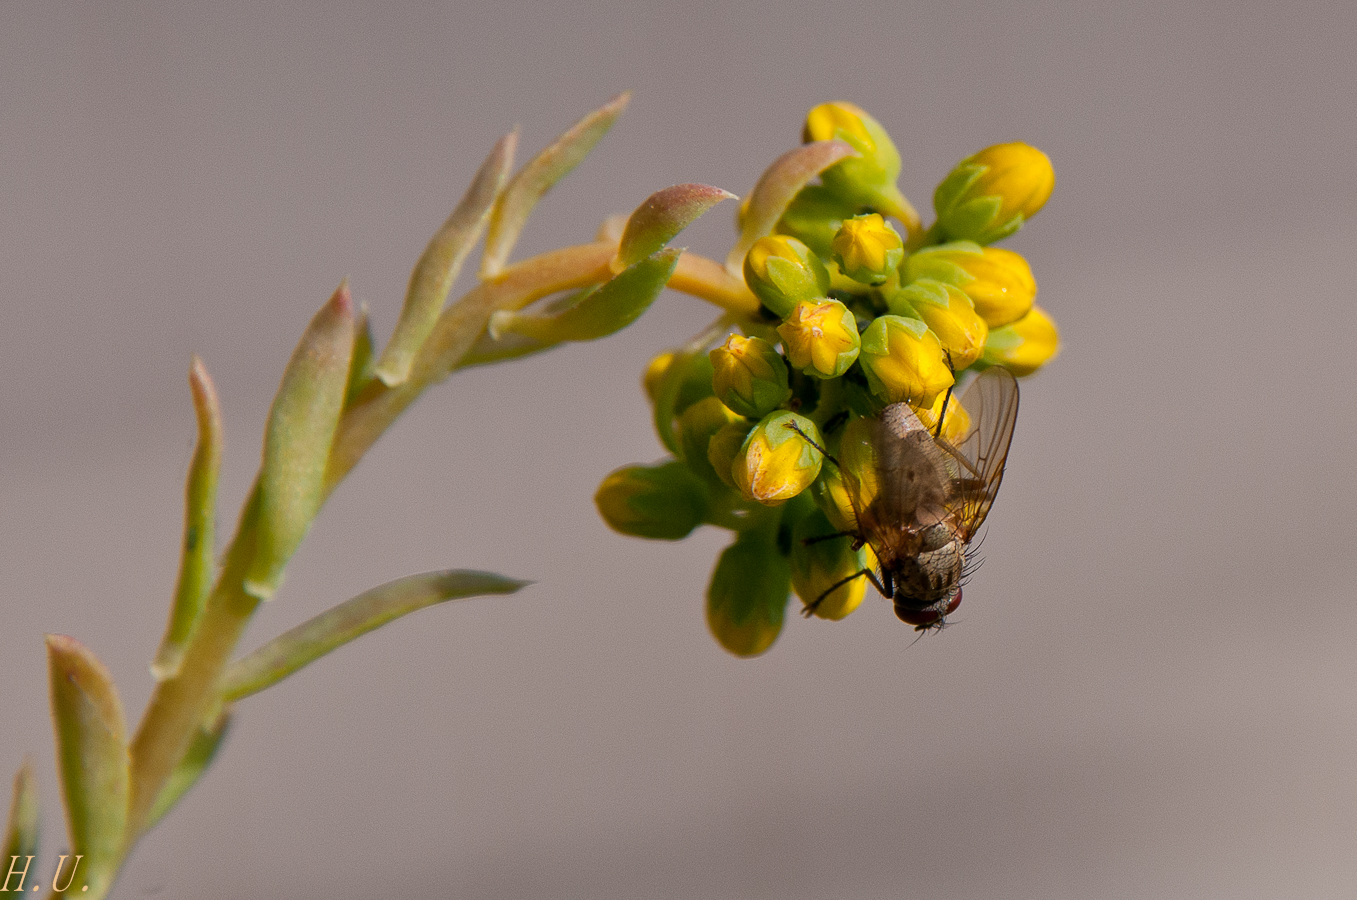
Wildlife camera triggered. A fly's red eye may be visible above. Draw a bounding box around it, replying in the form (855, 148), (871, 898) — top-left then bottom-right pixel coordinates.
(894, 605), (940, 627)
(946, 589), (962, 615)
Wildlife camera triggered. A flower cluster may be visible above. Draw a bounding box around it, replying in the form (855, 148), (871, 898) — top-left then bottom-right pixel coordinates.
(596, 102), (1059, 656)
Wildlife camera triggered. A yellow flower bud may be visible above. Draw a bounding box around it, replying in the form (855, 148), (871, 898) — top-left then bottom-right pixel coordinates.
(777, 299), (861, 379)
(677, 397), (744, 485)
(706, 529), (791, 657)
(732, 411), (824, 506)
(810, 462), (857, 533)
(981, 304), (1060, 376)
(903, 243), (1036, 328)
(837, 414), (882, 511)
(912, 387), (971, 446)
(858, 315), (955, 407)
(790, 509), (874, 620)
(743, 234), (831, 318)
(933, 142), (1055, 244)
(709, 334), (792, 419)
(595, 461), (708, 541)
(802, 102), (916, 226)
(642, 351), (675, 403)
(707, 419), (755, 490)
(888, 279), (988, 370)
(832, 214), (904, 285)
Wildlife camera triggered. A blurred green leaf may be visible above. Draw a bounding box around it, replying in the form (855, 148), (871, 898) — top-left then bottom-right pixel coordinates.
(375, 132), (515, 386)
(244, 283), (357, 600)
(616, 183), (735, 269)
(151, 357), (223, 682)
(46, 635), (129, 900)
(145, 713), (231, 830)
(222, 570), (530, 702)
(345, 302), (377, 404)
(3, 759), (38, 873)
(487, 248), (680, 344)
(725, 140), (857, 273)
(480, 92), (629, 277)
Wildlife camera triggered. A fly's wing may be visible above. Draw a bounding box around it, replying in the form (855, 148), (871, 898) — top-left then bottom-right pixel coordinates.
(841, 407), (951, 554)
(938, 366), (1019, 541)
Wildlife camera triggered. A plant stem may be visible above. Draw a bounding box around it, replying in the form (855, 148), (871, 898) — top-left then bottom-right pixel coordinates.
(117, 237), (754, 881)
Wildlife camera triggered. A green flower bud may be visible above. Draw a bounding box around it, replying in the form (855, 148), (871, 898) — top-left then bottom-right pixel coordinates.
(732, 411), (824, 506)
(858, 314), (955, 407)
(776, 299), (860, 379)
(981, 304), (1060, 376)
(802, 102), (918, 229)
(709, 334), (792, 418)
(594, 461), (708, 541)
(888, 279), (988, 369)
(832, 214), (903, 285)
(645, 349), (716, 414)
(790, 508), (874, 621)
(707, 419), (755, 490)
(933, 142), (1055, 244)
(676, 396), (743, 485)
(706, 528), (791, 657)
(742, 235), (832, 318)
(775, 185), (860, 259)
(810, 457), (856, 534)
(903, 242), (1036, 328)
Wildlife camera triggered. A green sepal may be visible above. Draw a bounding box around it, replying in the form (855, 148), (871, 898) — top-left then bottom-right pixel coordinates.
(934, 163), (1023, 243)
(725, 140), (858, 272)
(886, 278), (951, 317)
(3, 760), (39, 875)
(617, 183), (735, 268)
(145, 712), (231, 829)
(487, 248), (680, 344)
(244, 284), (357, 601)
(901, 241), (983, 287)
(150, 357), (223, 682)
(705, 524), (791, 657)
(46, 635), (129, 900)
(481, 92), (629, 277)
(222, 571), (529, 702)
(374, 132), (514, 386)
(595, 460), (710, 541)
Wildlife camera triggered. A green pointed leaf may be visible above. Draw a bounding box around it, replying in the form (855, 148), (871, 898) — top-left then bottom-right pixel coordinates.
(458, 330), (557, 369)
(221, 570), (530, 702)
(151, 357), (223, 681)
(244, 283), (357, 600)
(487, 248), (680, 344)
(345, 302), (377, 404)
(616, 183), (735, 269)
(480, 92), (630, 277)
(725, 140), (858, 273)
(46, 635), (128, 899)
(145, 713), (231, 830)
(374, 132), (515, 387)
(3, 759), (38, 872)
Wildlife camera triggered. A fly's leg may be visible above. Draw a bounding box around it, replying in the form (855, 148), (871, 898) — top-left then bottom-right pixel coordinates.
(934, 351), (956, 439)
(801, 568), (889, 617)
(783, 422), (840, 469)
(800, 530), (856, 547)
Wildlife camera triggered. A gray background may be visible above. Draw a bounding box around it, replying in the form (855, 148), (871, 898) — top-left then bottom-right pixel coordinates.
(3, 2), (1356, 898)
